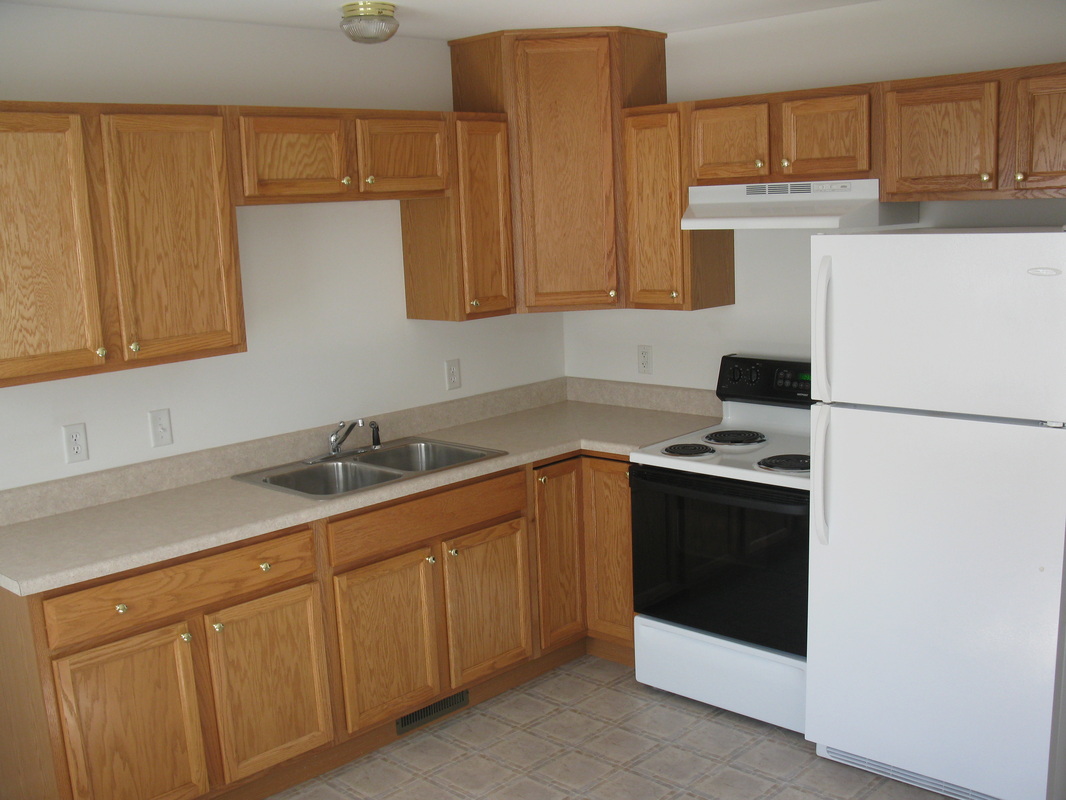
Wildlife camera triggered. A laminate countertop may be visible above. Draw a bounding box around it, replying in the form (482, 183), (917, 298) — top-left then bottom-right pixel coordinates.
(0, 401), (715, 596)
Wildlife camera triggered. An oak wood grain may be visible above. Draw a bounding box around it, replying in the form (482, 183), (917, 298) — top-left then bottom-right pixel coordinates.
(533, 459), (585, 651)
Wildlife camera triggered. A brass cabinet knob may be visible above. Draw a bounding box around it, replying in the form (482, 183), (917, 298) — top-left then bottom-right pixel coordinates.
(259, 562), (272, 572)
(365, 175), (376, 185)
(980, 172), (992, 182)
(426, 555), (437, 564)
(448, 548), (459, 557)
(115, 603), (128, 614)
(1015, 172), (1027, 182)
(755, 158), (765, 169)
(538, 476), (547, 484)
(128, 341), (141, 353)
(341, 176), (352, 186)
(670, 291), (679, 299)
(95, 347), (107, 358)
(470, 299), (481, 307)
(780, 158), (791, 168)
(212, 623), (224, 632)
(180, 633), (192, 642)
(608, 290), (617, 298)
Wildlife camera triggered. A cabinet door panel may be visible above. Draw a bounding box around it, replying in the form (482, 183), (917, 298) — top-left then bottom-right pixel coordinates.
(534, 459), (585, 650)
(101, 113), (243, 361)
(356, 118), (447, 193)
(583, 458), (634, 644)
(884, 82), (998, 194)
(1014, 74), (1066, 190)
(205, 584), (333, 782)
(692, 104), (770, 180)
(515, 37), (619, 308)
(53, 623), (208, 800)
(239, 115), (353, 198)
(443, 518), (532, 687)
(457, 119), (514, 315)
(780, 94), (870, 175)
(334, 547), (442, 733)
(0, 112), (105, 380)
(624, 112), (685, 307)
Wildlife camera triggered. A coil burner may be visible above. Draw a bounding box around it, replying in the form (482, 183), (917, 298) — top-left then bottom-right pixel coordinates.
(662, 443), (717, 457)
(756, 454), (810, 473)
(704, 430), (767, 446)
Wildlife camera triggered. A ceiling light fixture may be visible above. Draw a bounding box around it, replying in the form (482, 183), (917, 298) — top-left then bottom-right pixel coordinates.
(340, 2), (399, 44)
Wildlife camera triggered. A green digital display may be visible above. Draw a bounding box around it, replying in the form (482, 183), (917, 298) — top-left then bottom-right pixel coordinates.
(800, 373), (812, 382)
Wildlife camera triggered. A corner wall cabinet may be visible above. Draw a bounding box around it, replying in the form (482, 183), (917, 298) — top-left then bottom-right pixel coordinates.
(622, 107), (735, 310)
(0, 103), (245, 388)
(400, 115), (515, 320)
(449, 27), (667, 311)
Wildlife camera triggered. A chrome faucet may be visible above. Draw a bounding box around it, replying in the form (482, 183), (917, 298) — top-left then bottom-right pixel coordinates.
(327, 418), (380, 456)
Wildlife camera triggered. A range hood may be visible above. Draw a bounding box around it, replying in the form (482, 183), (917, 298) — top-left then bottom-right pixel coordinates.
(681, 179), (919, 230)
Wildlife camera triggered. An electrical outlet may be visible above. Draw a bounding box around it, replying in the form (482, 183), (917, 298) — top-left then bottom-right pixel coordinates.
(445, 358), (462, 390)
(637, 345), (653, 375)
(62, 422), (89, 463)
(149, 408), (174, 447)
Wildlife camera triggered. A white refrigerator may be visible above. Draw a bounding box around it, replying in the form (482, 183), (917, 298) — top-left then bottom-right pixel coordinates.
(806, 230), (1066, 800)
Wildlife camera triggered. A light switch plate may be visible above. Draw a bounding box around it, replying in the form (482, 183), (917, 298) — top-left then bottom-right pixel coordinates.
(149, 408), (174, 447)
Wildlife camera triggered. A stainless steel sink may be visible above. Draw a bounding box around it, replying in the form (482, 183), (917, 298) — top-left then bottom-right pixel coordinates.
(234, 437), (506, 499)
(356, 439), (500, 472)
(237, 460), (406, 498)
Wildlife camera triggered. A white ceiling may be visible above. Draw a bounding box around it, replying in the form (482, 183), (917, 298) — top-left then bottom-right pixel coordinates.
(2, 0), (883, 41)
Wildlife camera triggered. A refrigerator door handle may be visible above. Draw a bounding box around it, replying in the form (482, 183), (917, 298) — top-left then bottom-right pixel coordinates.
(813, 254), (833, 402)
(812, 402), (830, 545)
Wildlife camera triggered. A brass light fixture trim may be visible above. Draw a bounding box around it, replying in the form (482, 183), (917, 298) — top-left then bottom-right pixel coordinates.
(340, 2), (399, 44)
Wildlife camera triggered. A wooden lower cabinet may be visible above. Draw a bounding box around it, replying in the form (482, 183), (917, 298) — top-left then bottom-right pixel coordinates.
(333, 546), (443, 733)
(442, 518), (534, 687)
(533, 458), (585, 650)
(53, 621), (210, 800)
(204, 584), (333, 783)
(582, 457), (634, 645)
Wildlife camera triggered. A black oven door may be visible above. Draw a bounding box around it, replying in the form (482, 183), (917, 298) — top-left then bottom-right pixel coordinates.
(630, 464), (810, 657)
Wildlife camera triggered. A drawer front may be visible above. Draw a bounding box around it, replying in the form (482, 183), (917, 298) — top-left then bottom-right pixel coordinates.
(329, 471), (526, 567)
(44, 529), (315, 650)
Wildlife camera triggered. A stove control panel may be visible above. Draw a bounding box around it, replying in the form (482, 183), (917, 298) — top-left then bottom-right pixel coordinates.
(716, 355), (812, 406)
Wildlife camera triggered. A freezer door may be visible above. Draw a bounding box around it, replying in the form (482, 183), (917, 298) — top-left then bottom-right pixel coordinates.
(806, 403), (1066, 800)
(811, 230), (1066, 422)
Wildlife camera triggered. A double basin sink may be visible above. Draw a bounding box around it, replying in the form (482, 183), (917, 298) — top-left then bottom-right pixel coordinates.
(234, 438), (507, 499)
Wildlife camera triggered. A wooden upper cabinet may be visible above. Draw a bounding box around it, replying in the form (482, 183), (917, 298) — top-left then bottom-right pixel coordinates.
(442, 518), (533, 688)
(204, 583), (333, 782)
(0, 111), (107, 383)
(400, 115), (515, 321)
(780, 93), (870, 175)
(456, 118), (514, 315)
(238, 114), (355, 198)
(692, 103), (771, 181)
(514, 36), (619, 309)
(356, 117), (447, 193)
(1012, 74), (1066, 190)
(53, 622), (209, 800)
(623, 108), (735, 311)
(883, 81), (999, 196)
(450, 27), (667, 312)
(333, 546), (443, 733)
(101, 112), (244, 362)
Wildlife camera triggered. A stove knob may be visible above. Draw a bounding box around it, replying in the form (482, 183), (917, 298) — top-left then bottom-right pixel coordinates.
(730, 365), (743, 383)
(747, 366), (760, 384)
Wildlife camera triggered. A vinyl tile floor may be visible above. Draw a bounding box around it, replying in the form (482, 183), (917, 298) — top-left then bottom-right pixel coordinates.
(269, 655), (950, 800)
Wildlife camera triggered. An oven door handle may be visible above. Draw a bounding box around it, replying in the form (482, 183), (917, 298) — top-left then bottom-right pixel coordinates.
(812, 402), (830, 546)
(813, 254), (833, 403)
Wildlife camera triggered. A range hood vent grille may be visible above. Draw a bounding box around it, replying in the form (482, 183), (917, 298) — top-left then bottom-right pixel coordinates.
(748, 182), (812, 196)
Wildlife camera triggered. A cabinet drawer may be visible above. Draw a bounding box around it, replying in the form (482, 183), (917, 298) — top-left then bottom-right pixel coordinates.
(329, 471), (525, 566)
(43, 530), (315, 650)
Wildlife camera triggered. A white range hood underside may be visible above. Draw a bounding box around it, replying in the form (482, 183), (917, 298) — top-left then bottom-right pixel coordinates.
(681, 179), (920, 230)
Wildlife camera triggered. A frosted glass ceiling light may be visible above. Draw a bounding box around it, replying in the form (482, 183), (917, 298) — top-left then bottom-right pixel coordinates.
(340, 2), (399, 43)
